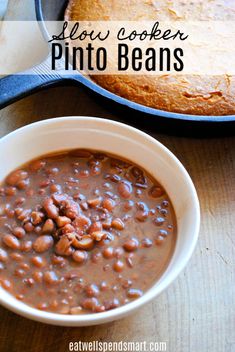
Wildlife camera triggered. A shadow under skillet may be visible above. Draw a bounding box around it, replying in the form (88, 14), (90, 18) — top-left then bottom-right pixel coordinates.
(1, 83), (234, 140)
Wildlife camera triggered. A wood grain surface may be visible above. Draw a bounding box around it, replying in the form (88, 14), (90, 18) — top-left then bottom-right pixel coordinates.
(0, 85), (234, 352)
(0, 1), (235, 352)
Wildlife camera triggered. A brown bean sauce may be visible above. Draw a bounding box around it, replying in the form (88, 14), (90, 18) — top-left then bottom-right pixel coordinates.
(0, 149), (176, 314)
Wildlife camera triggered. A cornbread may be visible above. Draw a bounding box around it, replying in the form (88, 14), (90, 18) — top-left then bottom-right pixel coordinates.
(65, 0), (235, 116)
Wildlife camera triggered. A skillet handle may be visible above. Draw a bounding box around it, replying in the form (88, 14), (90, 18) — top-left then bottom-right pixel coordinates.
(0, 56), (65, 109)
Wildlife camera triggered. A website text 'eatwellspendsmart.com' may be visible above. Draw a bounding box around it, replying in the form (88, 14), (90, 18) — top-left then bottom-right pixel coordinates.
(68, 340), (167, 352)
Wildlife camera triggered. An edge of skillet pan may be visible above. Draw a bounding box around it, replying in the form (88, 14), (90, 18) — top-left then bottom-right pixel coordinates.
(35, 0), (235, 125)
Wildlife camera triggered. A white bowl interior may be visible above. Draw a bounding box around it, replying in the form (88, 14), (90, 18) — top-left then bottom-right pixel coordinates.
(0, 117), (200, 326)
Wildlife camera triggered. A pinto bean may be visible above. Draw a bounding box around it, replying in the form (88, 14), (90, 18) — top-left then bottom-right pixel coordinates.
(42, 219), (55, 234)
(0, 248), (8, 262)
(122, 279), (133, 289)
(6, 170), (28, 187)
(127, 288), (143, 298)
(51, 255), (66, 266)
(50, 184), (62, 194)
(4, 207), (15, 218)
(118, 182), (132, 199)
(74, 236), (94, 251)
(149, 185), (164, 198)
(81, 297), (99, 312)
(160, 229), (170, 238)
(153, 217), (165, 226)
(79, 169), (90, 178)
(64, 201), (80, 220)
(110, 158), (130, 169)
(10, 253), (23, 261)
(43, 198), (59, 219)
(161, 200), (169, 208)
(91, 231), (107, 242)
(14, 268), (26, 278)
(33, 235), (54, 253)
(104, 298), (120, 310)
(31, 256), (46, 268)
(102, 218), (112, 230)
(12, 227), (26, 239)
(55, 236), (73, 256)
(3, 234), (20, 250)
(102, 198), (115, 211)
(102, 247), (114, 259)
(100, 281), (109, 291)
(131, 167), (143, 178)
(155, 235), (165, 245)
(56, 216), (71, 228)
(90, 166), (101, 176)
(135, 210), (148, 222)
(33, 271), (43, 283)
(94, 305), (106, 313)
(72, 250), (88, 264)
(61, 224), (75, 235)
(5, 187), (17, 197)
(44, 271), (58, 285)
(45, 167), (59, 176)
(21, 240), (32, 252)
(79, 201), (88, 211)
(89, 221), (102, 234)
(109, 174), (121, 183)
(123, 200), (134, 211)
(111, 218), (125, 230)
(31, 211), (44, 225)
(24, 222), (34, 233)
(137, 201), (149, 212)
(34, 226), (42, 235)
(73, 215), (91, 231)
(85, 284), (100, 297)
(70, 306), (83, 315)
(37, 302), (48, 310)
(16, 208), (31, 222)
(17, 179), (30, 190)
(123, 238), (139, 252)
(29, 160), (46, 172)
(19, 263), (30, 272)
(1, 279), (12, 291)
(88, 159), (100, 168)
(87, 197), (102, 208)
(52, 193), (68, 205)
(113, 260), (124, 272)
(16, 294), (24, 300)
(142, 238), (153, 248)
(114, 247), (124, 259)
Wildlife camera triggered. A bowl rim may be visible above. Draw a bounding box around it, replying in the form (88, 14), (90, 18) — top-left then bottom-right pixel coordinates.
(0, 116), (200, 326)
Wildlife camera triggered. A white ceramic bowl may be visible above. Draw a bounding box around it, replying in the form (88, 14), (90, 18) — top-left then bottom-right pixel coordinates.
(0, 116), (200, 326)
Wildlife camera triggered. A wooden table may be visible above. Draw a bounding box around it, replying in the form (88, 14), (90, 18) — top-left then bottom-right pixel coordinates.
(0, 86), (234, 352)
(0, 2), (235, 352)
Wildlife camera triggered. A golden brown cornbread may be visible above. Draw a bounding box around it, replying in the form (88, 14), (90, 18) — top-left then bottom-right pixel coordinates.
(65, 0), (235, 116)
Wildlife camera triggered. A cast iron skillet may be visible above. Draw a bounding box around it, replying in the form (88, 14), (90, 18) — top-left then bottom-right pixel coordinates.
(0, 0), (235, 126)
